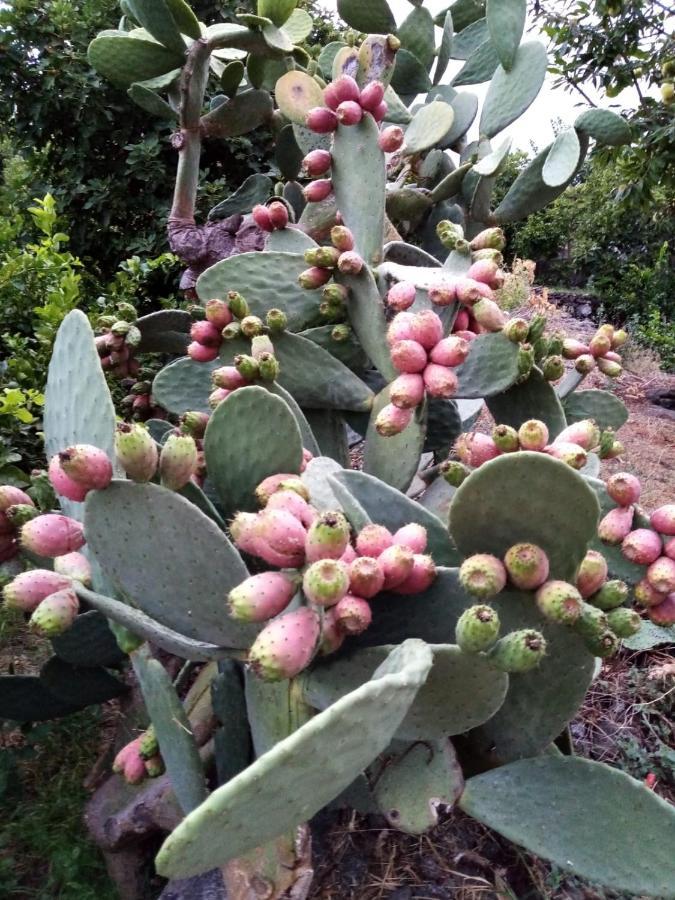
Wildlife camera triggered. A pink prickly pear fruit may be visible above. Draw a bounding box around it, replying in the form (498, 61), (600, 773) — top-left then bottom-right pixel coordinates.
(503, 543), (550, 591)
(544, 442), (588, 470)
(411, 310), (444, 350)
(603, 350), (622, 364)
(665, 536), (675, 561)
(348, 556), (385, 599)
(0, 486), (34, 512)
(340, 542), (357, 565)
(455, 329), (477, 342)
(375, 403), (413, 436)
(492, 424), (520, 453)
(356, 524), (393, 558)
(379, 544), (415, 590)
(305, 511), (350, 563)
(306, 106), (339, 134)
(387, 281), (416, 311)
(188, 341), (219, 362)
(48, 455), (88, 502)
(255, 474), (309, 506)
(228, 572), (298, 622)
(372, 101), (388, 123)
(254, 509), (307, 566)
(455, 432), (501, 468)
(266, 490), (316, 528)
(298, 266), (332, 289)
(423, 364), (458, 399)
(562, 339), (590, 360)
(394, 554), (436, 595)
(337, 251), (364, 275)
(324, 74), (360, 109)
(336, 100), (363, 125)
(535, 580), (583, 626)
(430, 336), (470, 367)
(359, 80), (385, 112)
(470, 227), (506, 252)
(3, 569), (73, 613)
(589, 332), (612, 357)
(205, 299), (233, 331)
(252, 204), (273, 231)
(455, 277), (493, 306)
(554, 419), (600, 451)
(267, 201), (289, 230)
(393, 523), (427, 554)
(113, 738), (146, 783)
(21, 514), (85, 558)
(300, 448), (313, 473)
(212, 366), (249, 390)
(303, 179), (333, 203)
(598, 506), (634, 544)
(331, 225), (355, 252)
(159, 434), (198, 491)
(472, 298), (506, 332)
(518, 419), (549, 451)
(53, 551), (91, 586)
(230, 512), (260, 556)
(467, 259), (503, 289)
(428, 283), (456, 307)
(303, 558), (350, 607)
(29, 588), (79, 636)
(115, 423), (158, 483)
(332, 594), (372, 634)
(387, 312), (417, 346)
(378, 125), (404, 153)
(58, 445), (112, 491)
(606, 472), (641, 507)
(646, 556), (675, 594)
(303, 149), (332, 177)
(390, 340), (428, 375)
(320, 607), (346, 655)
(190, 320), (222, 348)
(575, 354), (596, 374)
(209, 388), (230, 409)
(453, 309), (470, 333)
(248, 607), (321, 681)
(622, 529), (662, 565)
(651, 504), (675, 536)
(634, 577), (667, 608)
(647, 593), (675, 626)
(576, 550), (609, 598)
(459, 554), (507, 599)
(390, 374), (425, 409)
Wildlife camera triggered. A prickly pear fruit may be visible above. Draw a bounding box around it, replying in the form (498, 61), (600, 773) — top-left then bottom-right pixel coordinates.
(336, 99), (363, 125)
(606, 472), (641, 507)
(598, 506), (634, 544)
(387, 281), (416, 311)
(0, 486), (33, 512)
(230, 512), (260, 556)
(503, 543), (550, 590)
(392, 524), (427, 554)
(306, 107), (338, 133)
(304, 179), (333, 203)
(138, 726), (159, 760)
(470, 227), (505, 252)
(3, 569), (72, 613)
(518, 420), (549, 451)
(324, 74), (360, 109)
(634, 577), (667, 608)
(410, 311), (443, 351)
(332, 594), (372, 634)
(359, 80), (385, 112)
(646, 556), (675, 594)
(622, 529), (662, 565)
(606, 607), (641, 638)
(378, 125), (404, 152)
(542, 355), (565, 382)
(589, 579), (629, 611)
(665, 537), (675, 561)
(455, 277), (492, 305)
(115, 423), (158, 482)
(535, 580), (583, 626)
(423, 364), (458, 399)
(248, 607), (320, 681)
(266, 490), (316, 528)
(503, 318), (529, 343)
(53, 551), (91, 586)
(252, 204), (273, 231)
(455, 433), (501, 468)
(544, 441), (587, 469)
(554, 420), (600, 451)
(305, 511), (350, 563)
(21, 514), (85, 558)
(440, 460), (471, 487)
(467, 259), (502, 288)
(205, 299), (233, 330)
(29, 587), (79, 636)
(574, 602), (609, 641)
(472, 298), (506, 332)
(387, 312), (417, 346)
(430, 336), (469, 367)
(576, 550), (609, 598)
(459, 554), (507, 599)
(492, 424), (519, 453)
(389, 374), (425, 409)
(393, 554), (436, 595)
(489, 629), (547, 673)
(188, 341), (220, 362)
(455, 604), (500, 653)
(330, 225), (354, 252)
(355, 524), (393, 558)
(255, 474), (309, 505)
(303, 149), (332, 177)
(562, 339), (589, 359)
(254, 509), (307, 567)
(583, 628), (621, 658)
(144, 755), (165, 778)
(320, 607), (346, 655)
(597, 358), (622, 378)
(113, 738), (146, 784)
(299, 266), (332, 290)
(379, 544), (415, 590)
(48, 455), (89, 502)
(267, 201), (289, 230)
(348, 556), (385, 599)
(159, 434), (198, 491)
(303, 559), (350, 607)
(650, 504), (675, 536)
(4, 504), (38, 530)
(190, 320), (222, 347)
(390, 340), (428, 374)
(589, 332), (612, 357)
(228, 572), (298, 622)
(575, 354), (596, 374)
(647, 593), (675, 626)
(375, 403), (413, 436)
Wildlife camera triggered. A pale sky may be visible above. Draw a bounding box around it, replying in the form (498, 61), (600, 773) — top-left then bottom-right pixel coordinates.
(322, 0), (650, 151)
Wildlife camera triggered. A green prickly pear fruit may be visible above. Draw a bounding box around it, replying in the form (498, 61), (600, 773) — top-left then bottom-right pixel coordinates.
(240, 315), (265, 338)
(527, 314), (547, 344)
(574, 603), (610, 646)
(222, 322), (242, 341)
(492, 424), (519, 453)
(144, 755), (165, 778)
(109, 621), (144, 654)
(459, 554), (507, 599)
(472, 248), (504, 265)
(29, 588), (79, 636)
(440, 460), (471, 487)
(455, 604), (500, 653)
(517, 342), (535, 378)
(266, 308), (288, 333)
(305, 511), (350, 563)
(547, 333), (564, 356)
(503, 543), (550, 590)
(138, 726), (159, 760)
(436, 220), (464, 249)
(589, 579), (629, 611)
(535, 580), (583, 626)
(180, 412), (210, 440)
(576, 550), (609, 598)
(248, 607), (321, 681)
(606, 607), (641, 638)
(303, 559), (350, 607)
(5, 504), (39, 529)
(159, 434), (198, 491)
(331, 324), (351, 342)
(234, 354), (260, 381)
(228, 571), (298, 622)
(257, 352), (280, 383)
(611, 328), (628, 349)
(575, 354), (596, 375)
(227, 291), (250, 319)
(304, 245), (341, 268)
(518, 419), (549, 451)
(582, 628), (620, 658)
(322, 282), (349, 306)
(469, 227), (505, 252)
(489, 629), (547, 673)
(542, 355), (565, 381)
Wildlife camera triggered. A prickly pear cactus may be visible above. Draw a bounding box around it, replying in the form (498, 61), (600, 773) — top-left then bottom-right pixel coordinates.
(2, 1), (674, 898)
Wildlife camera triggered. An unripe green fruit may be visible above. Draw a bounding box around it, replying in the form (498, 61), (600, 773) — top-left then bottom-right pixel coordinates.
(589, 579), (629, 611)
(574, 602), (609, 640)
(440, 460), (471, 487)
(527, 314), (547, 344)
(257, 352), (280, 383)
(240, 315), (264, 338)
(492, 424), (519, 453)
(503, 318), (529, 343)
(459, 554), (507, 599)
(583, 628), (620, 658)
(138, 726), (159, 760)
(455, 605), (500, 653)
(489, 629), (547, 673)
(234, 354), (260, 380)
(535, 580), (583, 626)
(606, 607), (641, 638)
(266, 308), (287, 333)
(542, 355), (565, 382)
(222, 322), (242, 341)
(517, 343), (535, 378)
(227, 291), (249, 319)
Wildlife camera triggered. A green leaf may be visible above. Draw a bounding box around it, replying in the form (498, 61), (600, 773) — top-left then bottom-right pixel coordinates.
(575, 108), (631, 147)
(479, 41), (548, 138)
(486, 0), (526, 71)
(336, 0), (396, 34)
(542, 128), (581, 187)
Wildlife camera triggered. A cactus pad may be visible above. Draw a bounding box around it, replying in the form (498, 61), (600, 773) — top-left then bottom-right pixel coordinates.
(301, 456), (345, 511)
(542, 128), (582, 187)
(574, 108), (632, 146)
(337, 270), (397, 380)
(479, 41), (548, 138)
(486, 369), (567, 436)
(455, 333), (521, 399)
(268, 384), (320, 456)
(274, 71), (324, 125)
(51, 611), (124, 668)
(563, 389), (628, 432)
(152, 357), (219, 415)
(403, 101), (456, 156)
(137, 310), (191, 354)
(88, 32), (185, 88)
(39, 656), (127, 706)
(452, 40), (500, 86)
(0, 676), (81, 722)
(336, 0), (395, 35)
(208, 174), (273, 221)
(362, 387), (426, 493)
(486, 0), (526, 71)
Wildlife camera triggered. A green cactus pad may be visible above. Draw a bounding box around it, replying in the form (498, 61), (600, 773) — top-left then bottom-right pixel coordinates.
(391, 49), (433, 96)
(208, 174), (273, 221)
(317, 41), (345, 79)
(155, 640), (433, 879)
(268, 384), (321, 456)
(85, 481), (255, 647)
(434, 11), (454, 85)
(574, 108), (631, 146)
(258, 0), (297, 27)
(337, 269), (397, 380)
(623, 621), (675, 652)
(51, 611), (125, 668)
(165, 0), (201, 38)
(136, 310), (191, 354)
(435, 0), (486, 32)
(362, 387), (426, 493)
(305, 644), (508, 740)
(383, 241), (441, 268)
(486, 369), (567, 437)
(430, 162), (473, 203)
(332, 116), (386, 267)
(301, 456), (345, 511)
(454, 333), (521, 399)
(563, 389), (628, 432)
(212, 662), (252, 784)
(336, 0), (395, 34)
(403, 101), (455, 156)
(382, 86), (413, 124)
(372, 739), (464, 833)
(329, 470), (459, 566)
(88, 32), (185, 88)
(131, 648), (207, 814)
(274, 71), (324, 126)
(265, 227), (316, 253)
(299, 325), (368, 372)
(460, 756), (675, 897)
(473, 135), (512, 175)
(451, 40), (500, 86)
(40, 656), (127, 705)
(152, 357), (218, 416)
(398, 7), (436, 71)
(329, 478), (371, 532)
(178, 481), (228, 530)
(274, 124), (303, 179)
(450, 452), (599, 580)
(479, 41), (548, 138)
(542, 128), (582, 187)
(486, 0), (526, 71)
(125, 0), (187, 53)
(201, 89), (274, 138)
(0, 676), (81, 722)
(282, 7), (312, 42)
(439, 93), (479, 149)
(204, 386), (303, 512)
(304, 411), (349, 466)
(127, 82), (176, 118)
(245, 673), (314, 756)
(451, 17), (489, 58)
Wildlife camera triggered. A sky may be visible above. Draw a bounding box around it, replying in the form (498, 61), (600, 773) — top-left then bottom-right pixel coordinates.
(321, 0), (649, 151)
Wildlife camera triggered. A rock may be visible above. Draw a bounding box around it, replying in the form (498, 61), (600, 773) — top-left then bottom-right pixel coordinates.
(159, 869), (228, 900)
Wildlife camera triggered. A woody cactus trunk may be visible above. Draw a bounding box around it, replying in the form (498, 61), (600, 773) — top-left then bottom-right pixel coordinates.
(2, 0), (675, 897)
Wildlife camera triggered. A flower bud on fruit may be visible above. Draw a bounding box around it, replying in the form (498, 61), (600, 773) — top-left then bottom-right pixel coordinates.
(430, 336), (469, 368)
(53, 551), (91, 586)
(518, 420), (549, 452)
(503, 543), (550, 590)
(356, 524), (393, 558)
(472, 298), (506, 332)
(489, 629), (547, 673)
(252, 204), (273, 231)
(576, 550), (608, 598)
(336, 100), (363, 125)
(303, 558), (350, 607)
(387, 281), (416, 311)
(29, 587), (79, 636)
(606, 472), (641, 506)
(492, 424), (519, 453)
(459, 554), (507, 599)
(646, 557), (675, 594)
(333, 594), (372, 634)
(303, 149), (332, 177)
(542, 355), (565, 382)
(544, 442), (587, 469)
(379, 544), (415, 590)
(58, 444), (112, 491)
(575, 354), (596, 374)
(378, 125), (404, 152)
(21, 514), (85, 557)
(337, 251), (365, 275)
(48, 455), (88, 502)
(650, 504), (675, 536)
(188, 341), (219, 362)
(535, 580), (583, 625)
(503, 318), (529, 343)
(3, 569), (73, 613)
(304, 179), (333, 203)
(248, 607), (320, 681)
(205, 299), (232, 331)
(394, 554), (436, 594)
(306, 107), (338, 133)
(622, 529), (662, 565)
(455, 432), (501, 468)
(359, 81), (385, 112)
(423, 364), (458, 399)
(606, 607), (641, 638)
(228, 572), (298, 622)
(115, 423), (158, 483)
(375, 403), (413, 436)
(389, 373), (425, 409)
(647, 593), (675, 626)
(440, 460), (471, 487)
(305, 511), (351, 563)
(428, 283), (456, 306)
(159, 434), (198, 492)
(455, 605), (500, 653)
(470, 227), (506, 252)
(267, 201), (289, 230)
